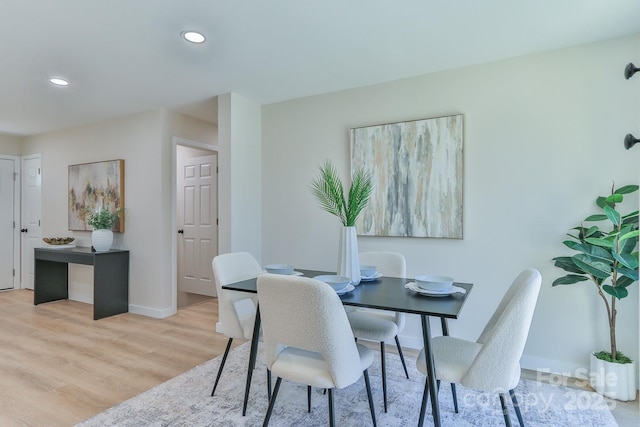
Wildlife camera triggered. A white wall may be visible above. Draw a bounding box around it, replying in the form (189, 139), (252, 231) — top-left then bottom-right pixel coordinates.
(261, 34), (640, 377)
(217, 93), (262, 260)
(0, 133), (23, 155)
(21, 109), (217, 317)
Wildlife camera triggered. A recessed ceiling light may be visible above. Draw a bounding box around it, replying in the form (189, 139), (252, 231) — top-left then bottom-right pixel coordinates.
(181, 30), (206, 44)
(49, 77), (69, 86)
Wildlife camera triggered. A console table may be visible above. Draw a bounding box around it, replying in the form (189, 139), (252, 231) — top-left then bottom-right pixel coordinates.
(34, 246), (129, 320)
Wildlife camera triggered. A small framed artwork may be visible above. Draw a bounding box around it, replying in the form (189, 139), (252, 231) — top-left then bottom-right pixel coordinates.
(350, 114), (463, 238)
(68, 159), (125, 232)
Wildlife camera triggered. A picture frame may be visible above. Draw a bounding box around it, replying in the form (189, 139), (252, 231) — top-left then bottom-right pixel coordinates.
(350, 114), (463, 238)
(68, 159), (125, 232)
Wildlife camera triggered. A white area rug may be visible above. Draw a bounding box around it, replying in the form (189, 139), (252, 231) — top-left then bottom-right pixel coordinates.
(76, 343), (618, 426)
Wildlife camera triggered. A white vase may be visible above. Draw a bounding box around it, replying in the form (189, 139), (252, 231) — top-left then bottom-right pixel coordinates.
(590, 353), (637, 401)
(92, 229), (114, 252)
(337, 226), (361, 285)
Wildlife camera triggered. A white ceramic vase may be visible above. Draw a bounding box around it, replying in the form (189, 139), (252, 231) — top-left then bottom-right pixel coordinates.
(589, 353), (637, 401)
(337, 226), (361, 285)
(91, 229), (114, 252)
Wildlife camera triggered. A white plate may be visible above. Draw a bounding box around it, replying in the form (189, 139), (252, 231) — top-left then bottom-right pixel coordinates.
(42, 244), (76, 249)
(404, 282), (466, 297)
(360, 271), (382, 281)
(336, 284), (355, 295)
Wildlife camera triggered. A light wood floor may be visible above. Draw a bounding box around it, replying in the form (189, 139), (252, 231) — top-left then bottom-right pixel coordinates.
(1, 289), (637, 426)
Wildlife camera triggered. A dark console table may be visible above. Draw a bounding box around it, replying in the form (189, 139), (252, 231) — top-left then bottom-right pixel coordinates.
(34, 246), (129, 320)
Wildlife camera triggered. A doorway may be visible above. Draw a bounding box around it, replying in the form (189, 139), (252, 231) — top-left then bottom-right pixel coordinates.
(0, 155), (20, 290)
(21, 154), (41, 290)
(174, 139), (218, 309)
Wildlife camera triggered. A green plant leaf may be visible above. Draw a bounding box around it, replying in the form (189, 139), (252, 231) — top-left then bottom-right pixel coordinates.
(603, 205), (620, 227)
(585, 236), (614, 249)
(619, 230), (639, 242)
(612, 252), (639, 269)
(604, 193), (623, 205)
(616, 276), (635, 289)
(552, 274), (589, 286)
(573, 254), (611, 279)
(584, 214), (607, 222)
(603, 285), (628, 299)
(566, 242), (613, 262)
(552, 256), (586, 274)
(614, 184), (639, 195)
(617, 266), (639, 281)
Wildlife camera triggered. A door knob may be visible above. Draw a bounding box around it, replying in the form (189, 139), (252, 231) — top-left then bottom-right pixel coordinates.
(178, 229), (184, 234)
(20, 228), (28, 233)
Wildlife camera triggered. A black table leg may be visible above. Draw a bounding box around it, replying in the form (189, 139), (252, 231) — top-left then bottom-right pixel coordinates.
(421, 314), (441, 427)
(34, 259), (68, 304)
(242, 304), (261, 416)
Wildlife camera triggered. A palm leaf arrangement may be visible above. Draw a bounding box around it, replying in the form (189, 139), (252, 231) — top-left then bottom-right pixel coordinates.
(309, 160), (372, 227)
(552, 183), (639, 363)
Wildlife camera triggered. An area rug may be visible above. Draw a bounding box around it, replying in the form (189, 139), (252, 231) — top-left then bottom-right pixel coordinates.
(76, 343), (618, 427)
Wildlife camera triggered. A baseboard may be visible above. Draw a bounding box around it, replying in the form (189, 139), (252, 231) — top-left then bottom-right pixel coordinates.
(129, 304), (176, 319)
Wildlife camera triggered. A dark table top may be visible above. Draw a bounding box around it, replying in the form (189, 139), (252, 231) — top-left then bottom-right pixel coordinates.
(222, 269), (473, 319)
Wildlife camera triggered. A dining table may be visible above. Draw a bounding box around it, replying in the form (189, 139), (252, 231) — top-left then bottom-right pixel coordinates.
(221, 269), (473, 427)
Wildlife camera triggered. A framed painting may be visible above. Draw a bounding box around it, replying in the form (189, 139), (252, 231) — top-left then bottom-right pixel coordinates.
(350, 114), (463, 238)
(68, 159), (125, 232)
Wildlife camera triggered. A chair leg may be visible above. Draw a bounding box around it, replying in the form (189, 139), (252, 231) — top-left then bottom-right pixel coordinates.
(394, 335), (410, 379)
(211, 337), (233, 396)
(380, 341), (388, 412)
(307, 385), (312, 413)
(509, 389), (524, 427)
(263, 377), (282, 427)
(417, 376), (430, 427)
(499, 393), (513, 427)
(451, 384), (459, 413)
(328, 388), (335, 427)
(363, 369), (377, 427)
(267, 369), (272, 401)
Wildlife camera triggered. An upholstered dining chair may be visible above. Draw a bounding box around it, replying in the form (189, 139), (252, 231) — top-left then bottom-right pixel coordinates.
(416, 268), (542, 427)
(347, 251), (408, 412)
(210, 252), (263, 396)
(257, 273), (377, 427)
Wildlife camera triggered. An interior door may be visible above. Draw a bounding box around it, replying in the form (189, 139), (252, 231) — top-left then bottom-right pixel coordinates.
(177, 152), (218, 296)
(0, 158), (15, 290)
(21, 155), (42, 290)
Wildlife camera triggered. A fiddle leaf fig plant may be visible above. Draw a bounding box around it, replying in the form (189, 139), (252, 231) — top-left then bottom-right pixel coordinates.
(309, 160), (373, 227)
(552, 183), (639, 363)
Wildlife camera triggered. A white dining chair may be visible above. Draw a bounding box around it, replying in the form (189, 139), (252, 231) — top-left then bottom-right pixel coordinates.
(416, 268), (542, 427)
(210, 252), (262, 396)
(347, 251), (408, 412)
(257, 273), (377, 427)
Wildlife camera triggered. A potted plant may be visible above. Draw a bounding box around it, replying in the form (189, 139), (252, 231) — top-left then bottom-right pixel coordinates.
(552, 183), (638, 401)
(309, 160), (372, 284)
(87, 207), (120, 252)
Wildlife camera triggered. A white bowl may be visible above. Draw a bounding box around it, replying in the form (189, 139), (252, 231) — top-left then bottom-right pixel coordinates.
(265, 264), (295, 275)
(415, 275), (454, 292)
(360, 265), (377, 277)
(313, 275), (351, 292)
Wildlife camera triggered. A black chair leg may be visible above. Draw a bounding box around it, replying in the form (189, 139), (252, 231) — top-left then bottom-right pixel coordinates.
(263, 377), (282, 427)
(394, 335), (410, 379)
(328, 388), (335, 427)
(363, 369), (377, 427)
(451, 384), (459, 413)
(499, 393), (513, 427)
(211, 337), (233, 396)
(267, 369), (272, 401)
(307, 385), (312, 412)
(380, 341), (387, 412)
(510, 389), (524, 427)
(417, 376), (430, 427)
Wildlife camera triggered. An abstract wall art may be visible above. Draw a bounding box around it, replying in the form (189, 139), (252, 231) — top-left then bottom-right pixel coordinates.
(68, 159), (125, 231)
(350, 114), (463, 238)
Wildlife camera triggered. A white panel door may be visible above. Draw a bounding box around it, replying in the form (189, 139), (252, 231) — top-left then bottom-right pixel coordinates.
(21, 155), (41, 290)
(177, 153), (218, 296)
(0, 158), (15, 290)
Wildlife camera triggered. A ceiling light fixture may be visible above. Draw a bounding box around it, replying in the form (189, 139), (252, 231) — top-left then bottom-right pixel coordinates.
(181, 30), (205, 44)
(49, 77), (69, 86)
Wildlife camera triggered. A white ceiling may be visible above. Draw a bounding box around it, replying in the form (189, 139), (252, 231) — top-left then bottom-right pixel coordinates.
(1, 0), (639, 136)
